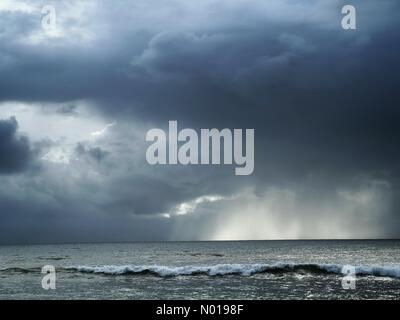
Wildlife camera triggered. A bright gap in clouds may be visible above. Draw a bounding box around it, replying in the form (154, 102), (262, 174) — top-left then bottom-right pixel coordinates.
(0, 101), (116, 165)
(173, 195), (227, 216)
(0, 101), (107, 141)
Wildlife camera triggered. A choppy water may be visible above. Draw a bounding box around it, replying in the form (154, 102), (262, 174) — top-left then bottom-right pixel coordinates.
(0, 240), (399, 299)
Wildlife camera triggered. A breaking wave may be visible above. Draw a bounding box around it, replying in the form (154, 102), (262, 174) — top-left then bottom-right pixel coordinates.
(66, 263), (400, 278)
(0, 267), (41, 274)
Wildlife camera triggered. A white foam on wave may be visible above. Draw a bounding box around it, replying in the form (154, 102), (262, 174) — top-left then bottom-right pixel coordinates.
(67, 264), (268, 276)
(355, 265), (400, 278)
(66, 263), (400, 279)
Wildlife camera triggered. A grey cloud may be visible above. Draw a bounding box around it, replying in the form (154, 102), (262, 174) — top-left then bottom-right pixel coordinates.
(0, 117), (34, 174)
(75, 143), (109, 163)
(55, 104), (79, 116)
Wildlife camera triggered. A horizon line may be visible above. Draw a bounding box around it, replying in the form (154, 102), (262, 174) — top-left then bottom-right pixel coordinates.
(1, 238), (400, 246)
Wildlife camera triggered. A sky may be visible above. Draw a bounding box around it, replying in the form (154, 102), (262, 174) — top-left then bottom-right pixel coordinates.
(0, 0), (399, 244)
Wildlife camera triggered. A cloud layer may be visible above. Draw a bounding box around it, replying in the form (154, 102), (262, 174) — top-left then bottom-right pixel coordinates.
(0, 117), (33, 173)
(0, 0), (400, 243)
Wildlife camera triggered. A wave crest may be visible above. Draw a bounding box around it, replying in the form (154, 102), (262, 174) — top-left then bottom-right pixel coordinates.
(66, 263), (400, 278)
(0, 267), (40, 274)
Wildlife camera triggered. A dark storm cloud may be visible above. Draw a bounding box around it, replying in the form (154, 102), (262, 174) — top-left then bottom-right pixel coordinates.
(0, 192), (173, 244)
(0, 117), (33, 173)
(103, 168), (245, 215)
(2, 1), (399, 173)
(0, 0), (400, 242)
(55, 104), (79, 115)
(75, 143), (109, 162)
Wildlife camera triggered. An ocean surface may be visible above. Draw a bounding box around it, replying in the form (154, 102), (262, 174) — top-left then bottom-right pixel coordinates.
(0, 240), (399, 300)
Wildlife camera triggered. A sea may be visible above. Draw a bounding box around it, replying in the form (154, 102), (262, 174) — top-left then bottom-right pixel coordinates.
(0, 240), (399, 300)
